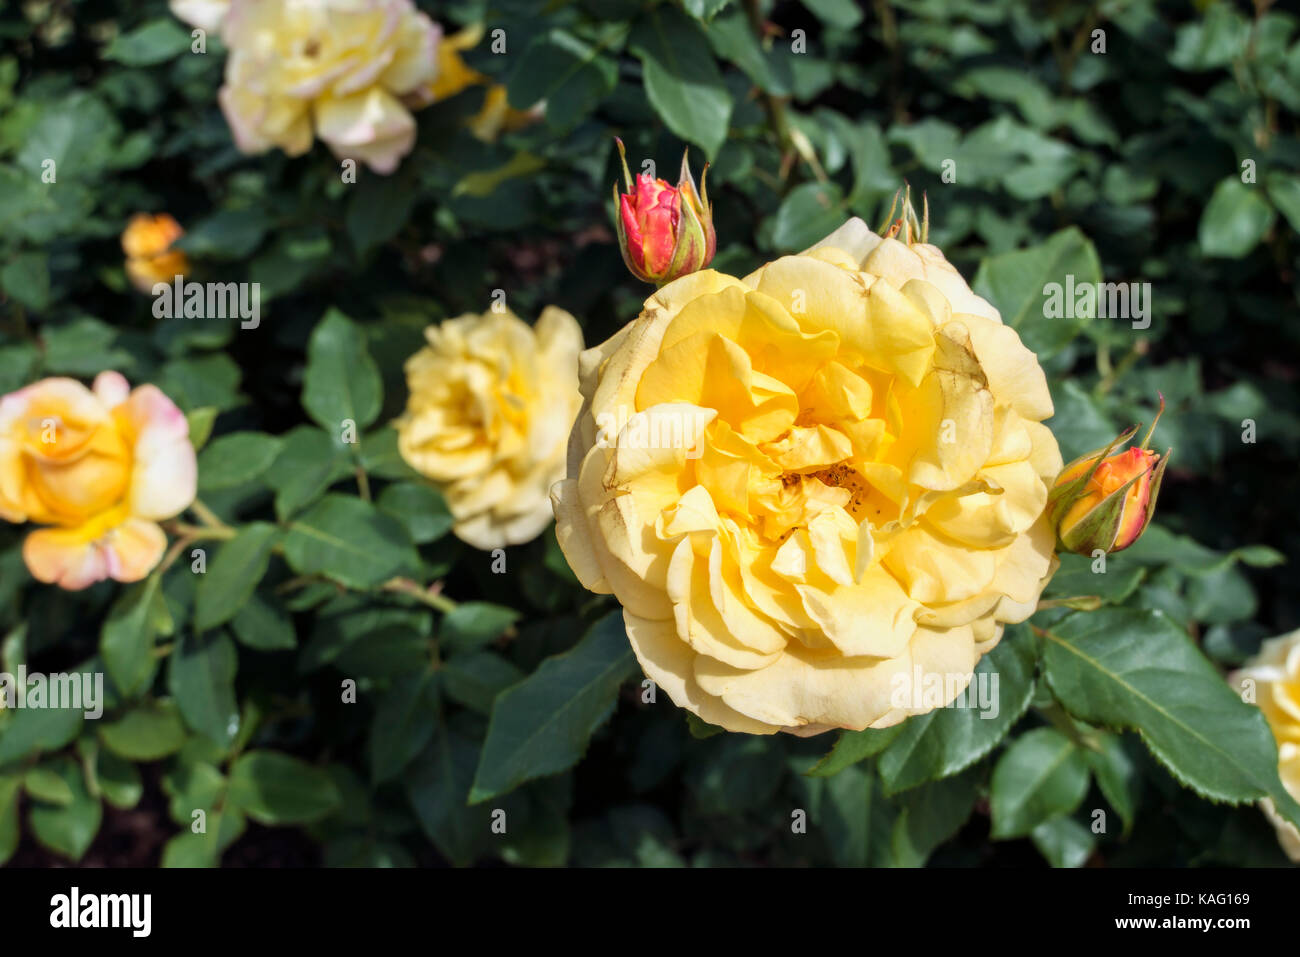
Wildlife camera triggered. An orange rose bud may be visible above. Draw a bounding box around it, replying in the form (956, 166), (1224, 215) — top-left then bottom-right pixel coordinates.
(613, 138), (715, 285)
(122, 213), (188, 294)
(1046, 394), (1172, 554)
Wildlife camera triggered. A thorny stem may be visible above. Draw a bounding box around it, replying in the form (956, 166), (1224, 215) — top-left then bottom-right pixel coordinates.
(381, 576), (458, 614)
(743, 0), (826, 185)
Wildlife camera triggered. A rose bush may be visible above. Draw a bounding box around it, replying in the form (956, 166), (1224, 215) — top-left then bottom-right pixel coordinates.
(1, 0), (1299, 870)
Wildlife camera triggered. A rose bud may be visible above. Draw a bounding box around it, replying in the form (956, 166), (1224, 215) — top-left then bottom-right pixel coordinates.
(612, 138), (715, 285)
(1046, 394), (1171, 554)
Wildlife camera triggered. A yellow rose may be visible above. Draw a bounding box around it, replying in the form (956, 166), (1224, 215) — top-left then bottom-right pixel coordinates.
(551, 217), (1061, 735)
(408, 24), (540, 142)
(0, 373), (197, 590)
(1231, 631), (1300, 861)
(122, 213), (188, 294)
(397, 307), (584, 550)
(218, 0), (440, 174)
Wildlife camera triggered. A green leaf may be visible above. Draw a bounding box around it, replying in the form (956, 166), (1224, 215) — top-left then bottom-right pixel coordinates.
(705, 10), (789, 96)
(1265, 172), (1300, 235)
(630, 7), (733, 160)
(440, 602), (522, 655)
(1041, 608), (1300, 828)
(197, 433), (284, 491)
(265, 426), (352, 521)
(686, 713), (724, 739)
(160, 810), (245, 867)
(100, 574), (171, 697)
(1, 251), (50, 311)
(0, 702), (84, 765)
(407, 728), (492, 866)
(442, 651), (525, 714)
(167, 632), (240, 748)
(282, 494), (417, 589)
(24, 765), (74, 806)
(801, 0), (864, 29)
(470, 611), (637, 803)
(42, 317), (131, 376)
(506, 29), (618, 128)
(805, 724), (903, 778)
(102, 19), (192, 66)
(820, 764), (896, 866)
(194, 523), (280, 631)
(99, 699), (187, 761)
(878, 626), (1037, 794)
(186, 406), (219, 452)
(1198, 177), (1275, 258)
(227, 750), (342, 826)
(1031, 814), (1096, 868)
(768, 181), (846, 252)
(1086, 731), (1142, 835)
(890, 769), (980, 866)
(302, 309), (382, 433)
(0, 772), (20, 864)
(94, 747), (144, 810)
(27, 757), (101, 862)
(176, 208), (272, 260)
(972, 227), (1102, 359)
(368, 671), (439, 785)
(230, 591), (298, 651)
(682, 0), (735, 19)
(376, 482), (454, 544)
(990, 727), (1090, 839)
(346, 172), (417, 257)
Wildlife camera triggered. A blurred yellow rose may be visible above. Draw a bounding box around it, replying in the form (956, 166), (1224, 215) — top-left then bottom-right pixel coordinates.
(122, 213), (188, 294)
(218, 0), (440, 174)
(551, 217), (1061, 735)
(1231, 631), (1300, 861)
(0, 373), (197, 590)
(410, 24), (539, 141)
(397, 307), (583, 550)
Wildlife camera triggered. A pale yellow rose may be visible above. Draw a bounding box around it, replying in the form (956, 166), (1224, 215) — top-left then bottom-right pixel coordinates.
(397, 307), (584, 550)
(0, 373), (197, 590)
(169, 0), (230, 32)
(218, 0), (440, 174)
(551, 217), (1061, 736)
(1231, 630), (1300, 861)
(122, 213), (188, 294)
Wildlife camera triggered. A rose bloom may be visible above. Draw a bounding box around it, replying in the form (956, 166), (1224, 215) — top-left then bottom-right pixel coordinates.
(169, 0), (230, 31)
(397, 308), (583, 550)
(0, 373), (197, 590)
(1231, 631), (1300, 861)
(122, 213), (188, 294)
(552, 218), (1062, 735)
(218, 0), (440, 174)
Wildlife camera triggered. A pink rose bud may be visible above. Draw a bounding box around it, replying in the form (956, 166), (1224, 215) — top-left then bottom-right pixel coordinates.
(1047, 394), (1172, 554)
(613, 138), (715, 285)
